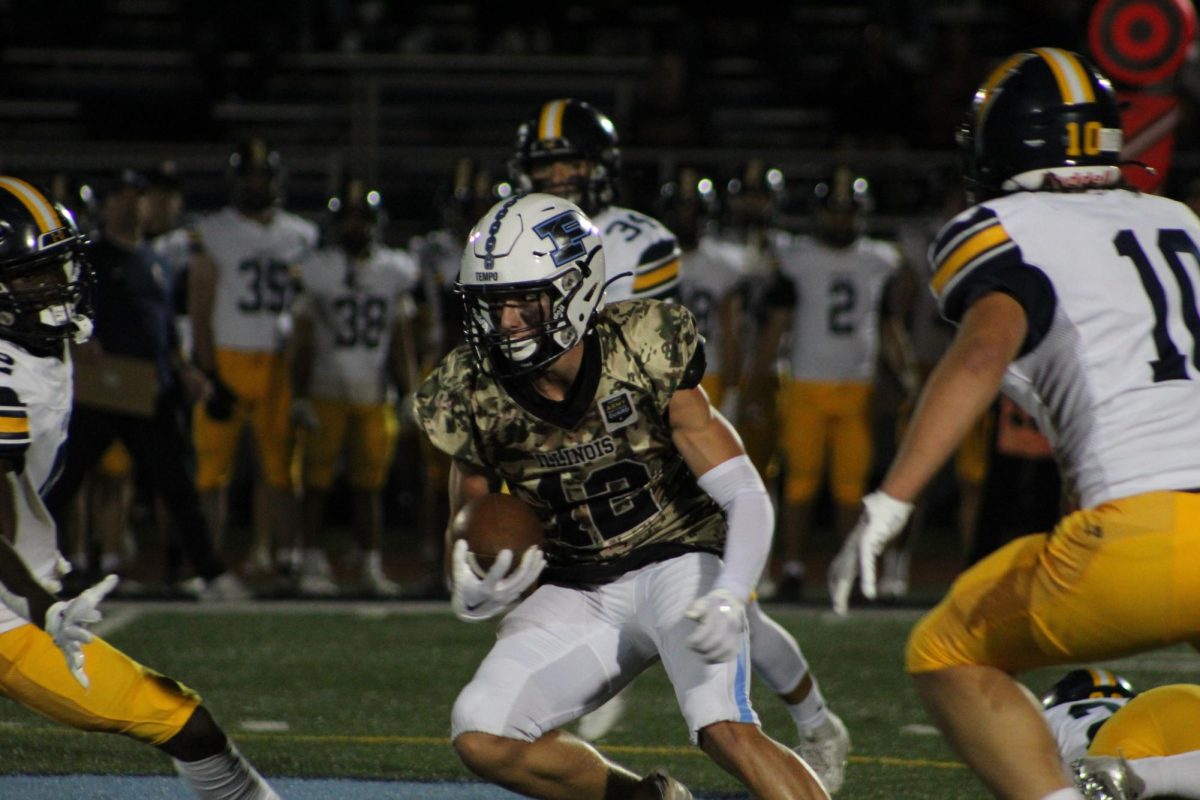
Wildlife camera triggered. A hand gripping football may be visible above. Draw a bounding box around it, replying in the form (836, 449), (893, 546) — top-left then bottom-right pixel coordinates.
(450, 492), (545, 578)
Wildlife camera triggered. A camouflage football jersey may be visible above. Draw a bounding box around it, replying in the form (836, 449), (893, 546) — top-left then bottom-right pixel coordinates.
(0, 340), (73, 634)
(415, 299), (725, 583)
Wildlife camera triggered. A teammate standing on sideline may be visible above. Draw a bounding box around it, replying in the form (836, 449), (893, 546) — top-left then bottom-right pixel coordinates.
(416, 193), (830, 799)
(290, 179), (419, 597)
(757, 166), (915, 602)
(0, 175), (279, 800)
(189, 139), (318, 579)
(828, 48), (1200, 800)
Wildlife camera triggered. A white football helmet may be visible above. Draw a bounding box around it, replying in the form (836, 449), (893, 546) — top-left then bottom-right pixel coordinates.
(457, 193), (605, 376)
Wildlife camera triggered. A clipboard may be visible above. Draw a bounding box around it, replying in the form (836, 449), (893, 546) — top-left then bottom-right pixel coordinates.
(72, 353), (160, 417)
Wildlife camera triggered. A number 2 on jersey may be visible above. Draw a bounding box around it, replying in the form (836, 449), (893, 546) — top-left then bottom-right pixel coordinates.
(1116, 229), (1200, 382)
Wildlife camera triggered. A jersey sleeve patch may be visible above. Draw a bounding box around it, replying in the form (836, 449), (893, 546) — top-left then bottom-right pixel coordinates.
(929, 206), (1018, 293)
(413, 348), (485, 466)
(631, 239), (682, 299)
(0, 386), (31, 458)
(931, 206), (1057, 354)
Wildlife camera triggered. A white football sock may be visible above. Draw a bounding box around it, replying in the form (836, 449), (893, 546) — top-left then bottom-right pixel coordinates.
(789, 682), (830, 733)
(1132, 752), (1200, 798)
(174, 743), (280, 800)
(1040, 789), (1084, 800)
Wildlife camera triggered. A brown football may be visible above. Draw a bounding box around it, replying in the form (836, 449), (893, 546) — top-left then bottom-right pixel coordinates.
(450, 492), (545, 577)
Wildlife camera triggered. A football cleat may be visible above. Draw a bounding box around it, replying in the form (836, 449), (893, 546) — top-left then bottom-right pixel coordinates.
(1072, 755), (1145, 800)
(640, 767), (693, 800)
(794, 711), (851, 794)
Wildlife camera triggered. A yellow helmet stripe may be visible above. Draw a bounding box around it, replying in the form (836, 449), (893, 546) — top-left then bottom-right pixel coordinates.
(978, 52), (1034, 123)
(1034, 48), (1095, 105)
(633, 258), (681, 293)
(931, 224), (1012, 294)
(0, 177), (59, 235)
(537, 100), (568, 141)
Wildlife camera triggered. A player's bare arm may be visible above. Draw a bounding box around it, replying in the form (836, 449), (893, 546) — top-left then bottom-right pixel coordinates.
(386, 308), (420, 397)
(881, 291), (1027, 503)
(186, 248), (219, 375)
(0, 461), (55, 625)
(668, 385), (745, 476)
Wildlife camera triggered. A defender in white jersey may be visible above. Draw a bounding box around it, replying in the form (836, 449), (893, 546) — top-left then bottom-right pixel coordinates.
(188, 139), (319, 576)
(827, 48), (1200, 800)
(415, 194), (830, 800)
(291, 181), (419, 596)
(758, 167), (912, 601)
(1039, 669), (1200, 799)
(0, 176), (279, 800)
(511, 98), (682, 302)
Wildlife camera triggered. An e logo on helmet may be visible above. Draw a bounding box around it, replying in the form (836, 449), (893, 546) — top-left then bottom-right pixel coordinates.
(533, 211), (588, 267)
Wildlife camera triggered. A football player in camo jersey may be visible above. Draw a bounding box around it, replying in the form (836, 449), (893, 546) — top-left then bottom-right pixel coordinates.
(414, 193), (830, 799)
(827, 48), (1200, 800)
(0, 176), (280, 800)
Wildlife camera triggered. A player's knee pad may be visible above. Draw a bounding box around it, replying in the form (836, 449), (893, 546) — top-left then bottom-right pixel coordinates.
(450, 674), (543, 743)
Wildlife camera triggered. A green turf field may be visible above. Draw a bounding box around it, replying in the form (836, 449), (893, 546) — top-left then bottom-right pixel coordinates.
(0, 602), (1195, 798)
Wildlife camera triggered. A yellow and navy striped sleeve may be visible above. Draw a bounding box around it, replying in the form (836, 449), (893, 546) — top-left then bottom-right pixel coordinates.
(0, 387), (31, 462)
(631, 239), (682, 301)
(929, 205), (1057, 354)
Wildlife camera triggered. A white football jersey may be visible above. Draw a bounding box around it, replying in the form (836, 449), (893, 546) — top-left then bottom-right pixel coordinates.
(678, 237), (744, 379)
(295, 245), (418, 405)
(592, 205), (681, 303)
(775, 234), (901, 382)
(0, 340), (73, 634)
(1044, 696), (1129, 763)
(930, 190), (1200, 507)
(194, 206), (318, 352)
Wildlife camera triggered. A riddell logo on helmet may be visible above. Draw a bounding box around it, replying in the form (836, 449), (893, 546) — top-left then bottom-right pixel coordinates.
(1049, 171), (1115, 188)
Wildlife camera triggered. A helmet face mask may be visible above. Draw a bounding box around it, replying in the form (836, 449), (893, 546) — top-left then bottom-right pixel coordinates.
(0, 178), (93, 352)
(457, 193), (605, 377)
(510, 99), (621, 216)
(962, 48), (1124, 202)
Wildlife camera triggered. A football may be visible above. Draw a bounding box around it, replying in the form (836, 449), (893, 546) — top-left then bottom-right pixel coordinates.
(450, 492), (545, 577)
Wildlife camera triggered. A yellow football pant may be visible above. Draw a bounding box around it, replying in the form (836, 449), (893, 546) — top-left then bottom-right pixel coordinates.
(779, 380), (873, 506)
(0, 623), (200, 746)
(301, 399), (398, 491)
(907, 490), (1200, 674)
(193, 349), (294, 490)
(1090, 684), (1200, 758)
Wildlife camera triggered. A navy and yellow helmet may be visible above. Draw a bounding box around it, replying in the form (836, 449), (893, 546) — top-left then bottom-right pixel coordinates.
(510, 98), (620, 215)
(960, 47), (1124, 200)
(1041, 668), (1137, 709)
(0, 176), (93, 348)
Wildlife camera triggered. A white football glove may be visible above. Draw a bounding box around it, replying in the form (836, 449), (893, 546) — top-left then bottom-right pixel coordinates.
(829, 491), (913, 616)
(44, 574), (119, 689)
(450, 539), (544, 622)
(685, 588), (746, 663)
